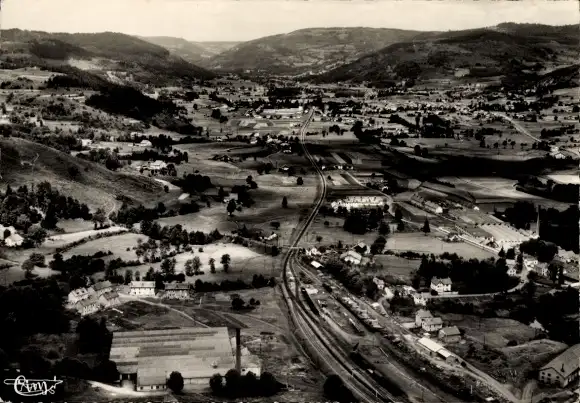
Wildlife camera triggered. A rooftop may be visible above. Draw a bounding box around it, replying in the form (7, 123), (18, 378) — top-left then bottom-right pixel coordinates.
(130, 281), (155, 288)
(540, 343), (580, 378)
(110, 327), (235, 385)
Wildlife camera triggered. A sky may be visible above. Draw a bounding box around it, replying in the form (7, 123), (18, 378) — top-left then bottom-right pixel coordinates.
(3, 0), (579, 42)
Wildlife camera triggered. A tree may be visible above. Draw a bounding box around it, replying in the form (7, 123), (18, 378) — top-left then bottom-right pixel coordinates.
(124, 269), (133, 285)
(225, 368), (241, 394)
(167, 371), (184, 393)
(209, 258), (216, 273)
(227, 199), (236, 216)
(22, 259), (35, 274)
(41, 205), (58, 229)
(498, 247), (506, 258)
(282, 196), (288, 209)
(68, 166), (80, 179)
(296, 177), (304, 186)
(421, 218), (430, 235)
(184, 259), (194, 276)
(209, 373), (224, 394)
(192, 256), (202, 274)
(395, 208), (403, 223)
(221, 254), (231, 273)
(161, 258), (176, 275)
(92, 208), (107, 229)
(379, 221), (390, 235)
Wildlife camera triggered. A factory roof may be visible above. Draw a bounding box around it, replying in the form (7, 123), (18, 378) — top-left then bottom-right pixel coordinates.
(110, 327), (235, 384)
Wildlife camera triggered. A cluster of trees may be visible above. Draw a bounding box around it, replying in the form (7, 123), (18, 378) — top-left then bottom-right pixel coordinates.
(342, 207), (385, 235)
(519, 239), (559, 262)
(538, 205), (579, 253)
(1, 182), (91, 234)
(351, 121), (382, 144)
(172, 173), (213, 194)
(209, 369), (282, 398)
(0, 278), (70, 373)
(323, 375), (356, 403)
(129, 149), (188, 166)
(50, 251), (132, 285)
(516, 177), (579, 204)
(140, 220), (223, 248)
(413, 255), (517, 294)
(193, 275), (276, 293)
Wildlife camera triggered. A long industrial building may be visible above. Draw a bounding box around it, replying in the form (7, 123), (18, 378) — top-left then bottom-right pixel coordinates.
(109, 327), (260, 391)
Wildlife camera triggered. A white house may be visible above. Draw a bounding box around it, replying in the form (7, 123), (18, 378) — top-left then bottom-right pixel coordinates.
(129, 281), (156, 297)
(98, 291), (121, 308)
(81, 139), (93, 147)
(383, 286), (395, 300)
(149, 160), (167, 172)
(138, 140), (153, 148)
(430, 277), (452, 293)
(306, 247), (322, 257)
(163, 283), (191, 299)
(415, 309), (434, 327)
(413, 292), (430, 306)
(422, 317), (443, 332)
(5, 233), (24, 247)
(68, 288), (91, 304)
(340, 250), (362, 265)
(76, 296), (101, 316)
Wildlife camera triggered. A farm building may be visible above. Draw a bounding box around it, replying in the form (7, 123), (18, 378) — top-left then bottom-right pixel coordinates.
(438, 326), (462, 343)
(110, 327), (258, 391)
(417, 337), (458, 363)
(538, 344), (580, 388)
(413, 292), (430, 306)
(415, 309), (434, 327)
(130, 281), (156, 297)
(5, 233), (24, 247)
(430, 277), (452, 293)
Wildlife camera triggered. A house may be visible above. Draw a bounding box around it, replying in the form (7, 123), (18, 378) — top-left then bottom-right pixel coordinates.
(99, 291), (121, 308)
(81, 139), (93, 147)
(538, 344), (580, 387)
(68, 288), (91, 304)
(0, 225), (16, 239)
(422, 317), (443, 332)
(306, 247), (322, 257)
(415, 309), (434, 327)
(354, 242), (369, 255)
(311, 261), (323, 270)
(340, 250), (362, 265)
(413, 292), (430, 306)
(129, 281), (156, 297)
(372, 277), (385, 290)
(401, 285), (417, 297)
(507, 266), (518, 276)
(164, 283), (190, 299)
(89, 280), (114, 297)
(430, 277), (452, 293)
(5, 233), (24, 247)
(438, 326), (461, 343)
(76, 296), (101, 316)
(149, 160), (167, 173)
(138, 140), (153, 147)
(383, 287), (395, 300)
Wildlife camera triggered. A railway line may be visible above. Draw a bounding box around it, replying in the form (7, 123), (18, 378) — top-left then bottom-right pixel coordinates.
(280, 110), (402, 403)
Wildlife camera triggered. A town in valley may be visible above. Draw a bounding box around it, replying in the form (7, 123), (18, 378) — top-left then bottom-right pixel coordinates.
(0, 1), (578, 403)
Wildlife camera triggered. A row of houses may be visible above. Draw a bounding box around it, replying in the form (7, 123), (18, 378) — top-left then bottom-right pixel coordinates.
(129, 281), (192, 299)
(68, 281), (121, 316)
(330, 196), (388, 211)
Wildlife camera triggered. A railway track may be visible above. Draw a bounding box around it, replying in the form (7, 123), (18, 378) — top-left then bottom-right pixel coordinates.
(280, 110), (401, 403)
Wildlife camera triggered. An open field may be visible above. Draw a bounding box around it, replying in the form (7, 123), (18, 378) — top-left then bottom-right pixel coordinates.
(368, 255), (421, 284)
(384, 232), (495, 259)
(62, 232), (147, 260)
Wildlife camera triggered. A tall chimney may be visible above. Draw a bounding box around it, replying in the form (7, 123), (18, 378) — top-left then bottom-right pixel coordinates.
(235, 328), (242, 373)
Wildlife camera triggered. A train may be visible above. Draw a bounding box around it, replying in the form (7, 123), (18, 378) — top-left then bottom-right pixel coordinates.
(301, 286), (320, 316)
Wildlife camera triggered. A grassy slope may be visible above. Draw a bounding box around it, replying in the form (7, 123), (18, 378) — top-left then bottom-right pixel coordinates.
(0, 137), (164, 209)
(0, 29), (215, 83)
(313, 25), (579, 83)
(207, 27), (430, 73)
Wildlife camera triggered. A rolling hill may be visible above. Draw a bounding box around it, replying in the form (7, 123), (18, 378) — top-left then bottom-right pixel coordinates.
(0, 137), (165, 209)
(140, 36), (239, 64)
(205, 27), (432, 74)
(312, 24), (579, 83)
(0, 29), (215, 85)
